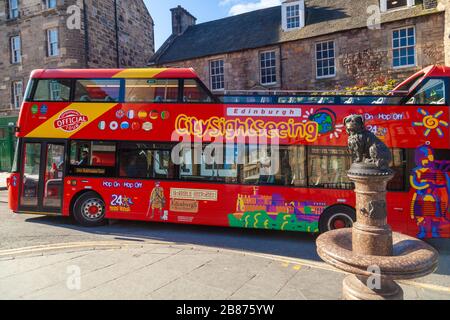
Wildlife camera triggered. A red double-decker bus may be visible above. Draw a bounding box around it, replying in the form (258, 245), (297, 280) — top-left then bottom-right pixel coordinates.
(7, 66), (450, 239)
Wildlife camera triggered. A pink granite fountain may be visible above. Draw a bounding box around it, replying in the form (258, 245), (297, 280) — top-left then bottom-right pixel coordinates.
(316, 114), (439, 300)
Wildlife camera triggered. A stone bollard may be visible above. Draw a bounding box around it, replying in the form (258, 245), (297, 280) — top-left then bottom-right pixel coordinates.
(316, 114), (439, 300)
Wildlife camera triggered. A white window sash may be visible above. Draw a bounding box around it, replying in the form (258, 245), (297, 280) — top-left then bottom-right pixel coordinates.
(47, 29), (59, 56)
(13, 81), (23, 109)
(316, 41), (336, 79)
(210, 60), (224, 91)
(392, 27), (416, 68)
(282, 0), (305, 31)
(11, 36), (21, 63)
(260, 51), (277, 85)
(9, 0), (19, 18)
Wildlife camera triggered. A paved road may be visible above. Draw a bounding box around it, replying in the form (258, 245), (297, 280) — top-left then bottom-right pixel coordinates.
(0, 192), (449, 300)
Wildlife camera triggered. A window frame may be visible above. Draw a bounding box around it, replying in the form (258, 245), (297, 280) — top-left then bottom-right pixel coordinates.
(381, 0), (415, 12)
(282, 0), (304, 31)
(181, 79), (217, 104)
(73, 78), (124, 103)
(210, 59), (225, 92)
(315, 40), (336, 79)
(10, 35), (22, 64)
(12, 80), (24, 109)
(124, 78), (181, 103)
(47, 28), (60, 57)
(402, 77), (449, 106)
(392, 26), (416, 69)
(260, 50), (277, 86)
(67, 140), (118, 177)
(46, 0), (57, 9)
(8, 0), (19, 20)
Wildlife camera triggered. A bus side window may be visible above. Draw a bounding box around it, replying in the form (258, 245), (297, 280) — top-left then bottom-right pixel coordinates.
(125, 79), (178, 103)
(69, 141), (116, 176)
(74, 80), (121, 102)
(183, 79), (213, 103)
(406, 78), (447, 105)
(32, 79), (71, 101)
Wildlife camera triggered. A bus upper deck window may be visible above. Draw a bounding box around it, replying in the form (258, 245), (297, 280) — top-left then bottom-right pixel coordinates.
(183, 79), (212, 103)
(33, 79), (71, 102)
(406, 79), (446, 105)
(125, 79), (178, 103)
(74, 79), (121, 102)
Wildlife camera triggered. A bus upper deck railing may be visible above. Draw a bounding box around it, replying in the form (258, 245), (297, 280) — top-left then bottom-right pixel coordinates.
(218, 89), (410, 105)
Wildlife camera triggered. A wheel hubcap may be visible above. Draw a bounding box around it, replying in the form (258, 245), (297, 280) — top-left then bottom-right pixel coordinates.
(328, 213), (353, 231)
(82, 199), (105, 221)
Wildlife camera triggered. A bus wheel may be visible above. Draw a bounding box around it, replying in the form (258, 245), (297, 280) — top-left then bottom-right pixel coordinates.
(73, 192), (107, 227)
(319, 205), (356, 234)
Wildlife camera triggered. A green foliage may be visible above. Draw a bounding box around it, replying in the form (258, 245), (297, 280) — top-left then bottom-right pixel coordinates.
(342, 78), (399, 96)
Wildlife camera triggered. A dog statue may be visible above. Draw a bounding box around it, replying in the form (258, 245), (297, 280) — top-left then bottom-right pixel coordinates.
(344, 114), (392, 170)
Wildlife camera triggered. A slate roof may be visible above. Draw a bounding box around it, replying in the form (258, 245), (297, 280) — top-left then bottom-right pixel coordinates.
(149, 0), (442, 65)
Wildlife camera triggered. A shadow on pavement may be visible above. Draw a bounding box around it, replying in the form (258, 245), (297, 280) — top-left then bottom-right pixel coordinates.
(24, 216), (321, 262)
(23, 216), (450, 278)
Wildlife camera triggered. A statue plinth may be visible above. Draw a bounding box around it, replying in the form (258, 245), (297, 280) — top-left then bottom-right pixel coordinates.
(316, 114), (439, 300)
(348, 164), (394, 257)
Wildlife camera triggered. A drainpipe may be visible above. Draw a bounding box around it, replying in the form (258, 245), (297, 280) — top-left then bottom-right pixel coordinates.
(279, 44), (284, 90)
(114, 0), (120, 68)
(82, 0), (90, 68)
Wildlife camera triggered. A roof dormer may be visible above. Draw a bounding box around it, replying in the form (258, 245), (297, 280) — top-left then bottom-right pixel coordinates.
(282, 0), (305, 32)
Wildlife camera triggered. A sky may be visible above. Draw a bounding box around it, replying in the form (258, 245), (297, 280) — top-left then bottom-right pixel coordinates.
(145, 0), (282, 50)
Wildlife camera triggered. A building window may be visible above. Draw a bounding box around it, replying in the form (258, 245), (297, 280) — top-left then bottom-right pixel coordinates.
(286, 4), (300, 29)
(210, 60), (225, 91)
(12, 81), (24, 109)
(282, 0), (304, 31)
(47, 28), (59, 57)
(260, 51), (277, 85)
(8, 0), (19, 19)
(316, 41), (336, 79)
(393, 27), (415, 68)
(10, 35), (21, 64)
(381, 0), (415, 12)
(46, 0), (57, 9)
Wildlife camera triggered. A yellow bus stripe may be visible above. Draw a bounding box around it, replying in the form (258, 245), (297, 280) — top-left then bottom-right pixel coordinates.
(112, 68), (168, 79)
(26, 103), (118, 139)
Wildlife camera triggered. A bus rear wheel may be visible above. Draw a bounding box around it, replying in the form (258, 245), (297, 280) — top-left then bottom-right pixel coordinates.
(319, 205), (356, 234)
(73, 192), (107, 227)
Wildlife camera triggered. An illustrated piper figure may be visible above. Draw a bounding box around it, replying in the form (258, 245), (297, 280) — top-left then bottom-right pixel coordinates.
(147, 181), (167, 220)
(410, 145), (450, 238)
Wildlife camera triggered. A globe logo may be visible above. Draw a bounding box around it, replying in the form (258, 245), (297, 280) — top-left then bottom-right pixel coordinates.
(309, 111), (334, 134)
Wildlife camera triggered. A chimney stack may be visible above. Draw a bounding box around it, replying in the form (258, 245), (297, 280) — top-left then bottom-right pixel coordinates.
(171, 5), (197, 36)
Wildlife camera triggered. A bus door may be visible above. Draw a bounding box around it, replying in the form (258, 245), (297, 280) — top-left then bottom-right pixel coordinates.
(19, 140), (66, 214)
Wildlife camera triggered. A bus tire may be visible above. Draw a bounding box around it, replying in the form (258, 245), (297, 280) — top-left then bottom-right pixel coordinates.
(73, 192), (107, 227)
(319, 205), (356, 234)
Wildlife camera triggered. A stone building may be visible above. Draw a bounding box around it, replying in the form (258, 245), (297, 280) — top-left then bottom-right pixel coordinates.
(150, 0), (449, 93)
(0, 0), (155, 114)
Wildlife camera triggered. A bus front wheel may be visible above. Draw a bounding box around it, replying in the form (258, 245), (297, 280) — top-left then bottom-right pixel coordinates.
(73, 192), (107, 227)
(319, 205), (356, 234)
